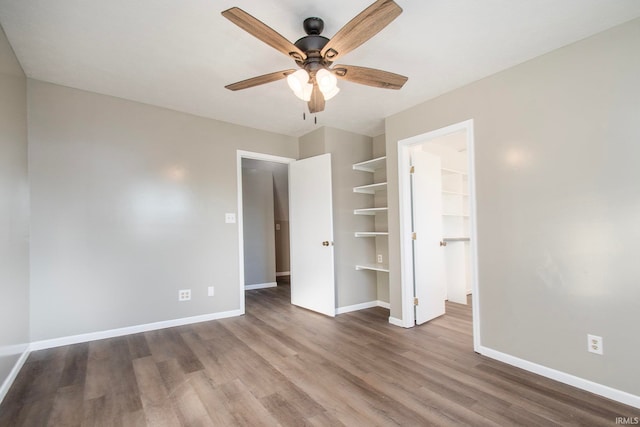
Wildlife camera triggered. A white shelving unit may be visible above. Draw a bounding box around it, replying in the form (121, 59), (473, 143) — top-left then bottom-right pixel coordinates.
(353, 156), (386, 173)
(354, 231), (388, 237)
(353, 155), (388, 273)
(353, 182), (387, 194)
(354, 207), (388, 215)
(440, 166), (471, 303)
(441, 168), (470, 240)
(355, 263), (389, 273)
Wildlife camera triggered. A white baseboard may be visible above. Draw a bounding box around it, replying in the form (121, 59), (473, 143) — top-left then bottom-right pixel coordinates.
(336, 300), (390, 315)
(377, 301), (390, 309)
(30, 309), (243, 351)
(336, 301), (378, 314)
(244, 282), (277, 290)
(478, 345), (640, 409)
(388, 316), (405, 327)
(275, 272), (290, 277)
(0, 345), (30, 404)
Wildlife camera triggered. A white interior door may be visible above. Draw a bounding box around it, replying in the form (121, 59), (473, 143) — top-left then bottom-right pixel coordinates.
(412, 151), (446, 325)
(289, 153), (335, 317)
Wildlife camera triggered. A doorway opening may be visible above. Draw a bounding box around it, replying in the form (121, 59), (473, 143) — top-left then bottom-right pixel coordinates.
(241, 158), (291, 288)
(237, 151), (336, 317)
(236, 151), (295, 314)
(397, 120), (480, 351)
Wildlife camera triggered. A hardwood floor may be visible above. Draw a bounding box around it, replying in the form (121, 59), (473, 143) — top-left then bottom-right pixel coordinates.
(1, 283), (637, 426)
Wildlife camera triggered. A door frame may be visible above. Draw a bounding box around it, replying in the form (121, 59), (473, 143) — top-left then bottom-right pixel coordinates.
(397, 119), (481, 351)
(236, 150), (295, 315)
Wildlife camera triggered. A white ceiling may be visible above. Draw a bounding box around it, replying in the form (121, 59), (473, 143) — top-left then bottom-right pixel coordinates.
(1, 0), (640, 137)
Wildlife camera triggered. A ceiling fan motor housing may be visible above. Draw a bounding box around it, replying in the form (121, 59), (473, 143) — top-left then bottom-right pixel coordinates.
(294, 34), (329, 53)
(303, 17), (324, 35)
(294, 17), (331, 72)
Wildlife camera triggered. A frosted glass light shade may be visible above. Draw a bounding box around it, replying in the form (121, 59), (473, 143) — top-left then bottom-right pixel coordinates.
(321, 86), (340, 100)
(297, 83), (313, 101)
(315, 68), (339, 101)
(316, 68), (337, 93)
(287, 70), (312, 101)
(287, 69), (308, 92)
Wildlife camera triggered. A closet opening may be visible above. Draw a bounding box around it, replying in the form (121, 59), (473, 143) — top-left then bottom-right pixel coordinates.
(397, 120), (480, 351)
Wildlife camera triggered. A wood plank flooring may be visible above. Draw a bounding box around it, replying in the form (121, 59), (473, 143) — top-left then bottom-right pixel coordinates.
(1, 282), (638, 426)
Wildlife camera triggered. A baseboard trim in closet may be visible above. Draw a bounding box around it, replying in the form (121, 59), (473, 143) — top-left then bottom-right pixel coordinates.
(336, 300), (390, 315)
(245, 282), (277, 290)
(388, 316), (405, 328)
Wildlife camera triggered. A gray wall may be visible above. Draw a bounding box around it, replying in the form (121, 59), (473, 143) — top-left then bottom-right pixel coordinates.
(28, 80), (297, 341)
(299, 127), (327, 158)
(0, 24), (29, 391)
(385, 18), (640, 395)
(242, 166), (276, 286)
(300, 127), (378, 308)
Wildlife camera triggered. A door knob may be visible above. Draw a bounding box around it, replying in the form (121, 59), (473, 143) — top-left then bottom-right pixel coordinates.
(322, 241), (330, 246)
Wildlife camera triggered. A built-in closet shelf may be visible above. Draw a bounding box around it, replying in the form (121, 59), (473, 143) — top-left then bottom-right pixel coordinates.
(443, 237), (471, 242)
(355, 264), (390, 273)
(354, 231), (389, 237)
(353, 156), (386, 173)
(353, 182), (387, 194)
(354, 207), (388, 215)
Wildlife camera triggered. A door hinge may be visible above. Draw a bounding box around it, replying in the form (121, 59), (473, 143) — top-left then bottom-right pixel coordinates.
(414, 297), (419, 306)
(410, 165), (415, 174)
(411, 232), (417, 240)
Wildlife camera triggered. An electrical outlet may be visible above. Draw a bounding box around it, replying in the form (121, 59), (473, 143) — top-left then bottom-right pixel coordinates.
(588, 334), (603, 355)
(377, 254), (383, 263)
(178, 289), (191, 301)
(208, 286), (214, 297)
(225, 213), (236, 223)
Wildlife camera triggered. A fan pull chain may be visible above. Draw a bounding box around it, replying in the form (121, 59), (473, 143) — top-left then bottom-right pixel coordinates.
(300, 110), (317, 124)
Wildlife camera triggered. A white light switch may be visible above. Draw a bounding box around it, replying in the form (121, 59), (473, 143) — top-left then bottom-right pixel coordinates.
(225, 213), (236, 223)
(275, 223), (281, 231)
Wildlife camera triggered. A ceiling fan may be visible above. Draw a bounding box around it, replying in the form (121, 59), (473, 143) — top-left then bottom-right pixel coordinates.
(222, 0), (408, 114)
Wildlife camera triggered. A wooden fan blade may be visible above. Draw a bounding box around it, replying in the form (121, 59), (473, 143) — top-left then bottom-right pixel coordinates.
(308, 84), (325, 114)
(332, 65), (407, 89)
(225, 69), (297, 91)
(222, 7), (306, 62)
(321, 0), (402, 62)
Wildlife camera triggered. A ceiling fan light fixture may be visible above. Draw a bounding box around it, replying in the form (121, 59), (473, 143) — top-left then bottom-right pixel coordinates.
(316, 68), (337, 94)
(287, 69), (310, 96)
(321, 86), (340, 101)
(295, 82), (313, 101)
(290, 82), (313, 101)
